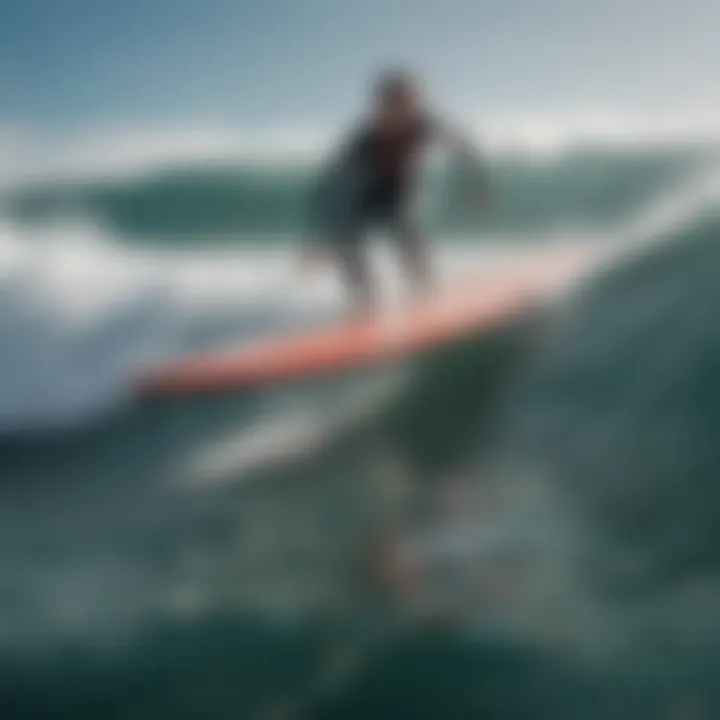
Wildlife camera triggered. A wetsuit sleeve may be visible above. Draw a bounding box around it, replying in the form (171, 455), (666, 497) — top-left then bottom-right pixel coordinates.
(431, 118), (489, 190)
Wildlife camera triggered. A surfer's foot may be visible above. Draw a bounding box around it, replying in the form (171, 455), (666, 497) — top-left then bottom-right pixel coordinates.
(407, 278), (435, 308)
(348, 299), (379, 323)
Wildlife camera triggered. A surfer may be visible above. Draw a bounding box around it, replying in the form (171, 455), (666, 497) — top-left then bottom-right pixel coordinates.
(303, 70), (489, 316)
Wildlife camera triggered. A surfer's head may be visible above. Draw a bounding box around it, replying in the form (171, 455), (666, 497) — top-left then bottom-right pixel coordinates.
(373, 69), (422, 129)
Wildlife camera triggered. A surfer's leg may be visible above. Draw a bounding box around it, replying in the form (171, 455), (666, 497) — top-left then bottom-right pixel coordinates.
(391, 211), (434, 303)
(335, 235), (376, 319)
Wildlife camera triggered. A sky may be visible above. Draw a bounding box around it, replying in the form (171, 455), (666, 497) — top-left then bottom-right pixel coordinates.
(2, 0), (720, 134)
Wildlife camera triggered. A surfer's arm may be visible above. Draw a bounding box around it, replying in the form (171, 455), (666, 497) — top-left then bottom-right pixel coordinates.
(432, 119), (491, 205)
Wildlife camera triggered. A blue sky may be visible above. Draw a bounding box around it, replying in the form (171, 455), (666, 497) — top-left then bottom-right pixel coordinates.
(1, 0), (719, 130)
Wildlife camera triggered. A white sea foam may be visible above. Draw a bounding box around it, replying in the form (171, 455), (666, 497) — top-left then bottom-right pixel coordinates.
(0, 220), (344, 432)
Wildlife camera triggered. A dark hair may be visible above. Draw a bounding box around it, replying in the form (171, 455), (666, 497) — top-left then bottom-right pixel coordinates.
(374, 69), (418, 102)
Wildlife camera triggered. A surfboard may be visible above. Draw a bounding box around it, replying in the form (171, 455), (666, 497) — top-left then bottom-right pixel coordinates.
(136, 247), (594, 401)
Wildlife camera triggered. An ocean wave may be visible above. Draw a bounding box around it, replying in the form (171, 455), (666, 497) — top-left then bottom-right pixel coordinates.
(4, 143), (720, 720)
(4, 143), (711, 238)
(1, 117), (718, 238)
(0, 137), (719, 433)
(3, 111), (720, 185)
(494, 204), (720, 662)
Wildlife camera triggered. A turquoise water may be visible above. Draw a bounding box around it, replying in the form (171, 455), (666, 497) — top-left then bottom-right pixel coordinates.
(3, 140), (720, 717)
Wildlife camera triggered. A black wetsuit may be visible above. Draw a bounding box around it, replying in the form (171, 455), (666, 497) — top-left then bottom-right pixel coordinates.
(311, 116), (480, 308)
(350, 116), (435, 215)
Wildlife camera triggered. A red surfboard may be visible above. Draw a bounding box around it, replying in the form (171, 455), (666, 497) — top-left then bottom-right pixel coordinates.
(136, 248), (592, 401)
